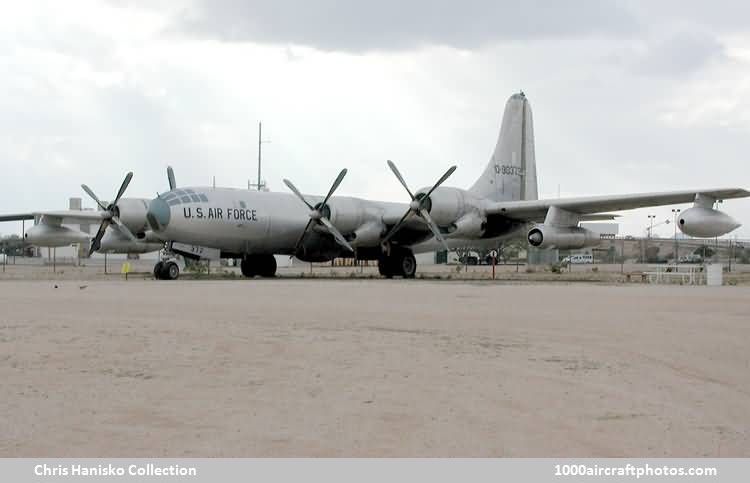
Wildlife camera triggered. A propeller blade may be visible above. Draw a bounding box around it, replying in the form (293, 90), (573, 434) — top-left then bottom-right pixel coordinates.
(381, 210), (413, 245)
(283, 179), (315, 211)
(387, 160), (415, 200)
(167, 166), (177, 191)
(319, 217), (354, 253)
(293, 219), (314, 254)
(113, 172), (134, 205)
(111, 216), (138, 242)
(423, 165), (457, 200)
(81, 184), (108, 211)
(321, 168), (348, 206)
(381, 163), (456, 248)
(419, 208), (450, 252)
(88, 221), (110, 256)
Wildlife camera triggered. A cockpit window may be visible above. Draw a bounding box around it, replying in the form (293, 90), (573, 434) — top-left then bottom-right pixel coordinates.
(162, 191), (210, 206)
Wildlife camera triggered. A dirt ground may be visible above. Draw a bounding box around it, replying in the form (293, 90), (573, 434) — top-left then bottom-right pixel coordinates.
(0, 278), (748, 456)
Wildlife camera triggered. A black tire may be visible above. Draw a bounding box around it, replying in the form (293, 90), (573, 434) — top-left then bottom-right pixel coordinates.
(240, 258), (257, 278)
(378, 257), (393, 278)
(161, 261), (179, 280)
(153, 262), (164, 280)
(242, 255), (277, 278)
(399, 251), (417, 278)
(379, 249), (416, 278)
(259, 255), (277, 278)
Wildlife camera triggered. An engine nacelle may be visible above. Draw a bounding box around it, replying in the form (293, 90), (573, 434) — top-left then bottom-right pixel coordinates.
(328, 197), (371, 234)
(417, 187), (467, 226)
(678, 207), (740, 238)
(350, 221), (384, 247)
(25, 224), (89, 247)
(448, 212), (486, 238)
(114, 198), (150, 235)
(527, 225), (601, 250)
(99, 230), (163, 254)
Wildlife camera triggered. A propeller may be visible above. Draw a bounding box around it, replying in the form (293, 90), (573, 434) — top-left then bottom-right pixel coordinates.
(381, 160), (456, 251)
(81, 172), (137, 256)
(283, 169), (354, 255)
(167, 166), (177, 190)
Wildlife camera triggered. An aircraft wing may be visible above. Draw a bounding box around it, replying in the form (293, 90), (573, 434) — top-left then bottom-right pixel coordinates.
(484, 188), (750, 222)
(0, 210), (109, 225)
(0, 213), (35, 222)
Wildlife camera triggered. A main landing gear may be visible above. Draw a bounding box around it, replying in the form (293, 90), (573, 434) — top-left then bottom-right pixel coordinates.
(240, 254), (277, 278)
(378, 247), (417, 279)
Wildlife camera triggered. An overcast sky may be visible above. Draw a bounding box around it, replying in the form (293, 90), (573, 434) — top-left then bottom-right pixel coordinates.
(1, 0), (749, 238)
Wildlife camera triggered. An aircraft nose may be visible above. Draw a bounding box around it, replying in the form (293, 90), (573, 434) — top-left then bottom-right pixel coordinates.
(147, 196), (171, 232)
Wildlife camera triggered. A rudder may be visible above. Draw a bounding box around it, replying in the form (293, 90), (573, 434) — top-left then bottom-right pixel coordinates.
(469, 92), (538, 202)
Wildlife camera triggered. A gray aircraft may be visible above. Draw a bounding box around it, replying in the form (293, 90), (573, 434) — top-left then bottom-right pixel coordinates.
(139, 92), (747, 280)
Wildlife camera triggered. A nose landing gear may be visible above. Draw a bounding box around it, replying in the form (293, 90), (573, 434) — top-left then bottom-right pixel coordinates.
(153, 259), (180, 280)
(153, 245), (181, 280)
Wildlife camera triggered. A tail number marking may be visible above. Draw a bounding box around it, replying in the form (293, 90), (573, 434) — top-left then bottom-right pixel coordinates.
(495, 165), (525, 176)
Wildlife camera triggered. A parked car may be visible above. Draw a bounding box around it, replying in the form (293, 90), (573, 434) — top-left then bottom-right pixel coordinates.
(561, 254), (593, 265)
(678, 254), (703, 264)
(459, 255), (479, 265)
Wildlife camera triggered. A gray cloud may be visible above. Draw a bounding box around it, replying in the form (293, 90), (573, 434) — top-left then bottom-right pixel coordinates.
(625, 1), (750, 33)
(634, 31), (726, 77)
(600, 30), (727, 79)
(171, 0), (639, 52)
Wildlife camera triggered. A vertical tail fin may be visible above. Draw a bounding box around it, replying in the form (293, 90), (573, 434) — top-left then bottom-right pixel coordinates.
(469, 92), (538, 202)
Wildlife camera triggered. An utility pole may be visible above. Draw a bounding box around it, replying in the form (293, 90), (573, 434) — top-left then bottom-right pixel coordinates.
(672, 208), (681, 264)
(257, 122), (262, 191)
(251, 122), (271, 191)
(648, 215), (656, 239)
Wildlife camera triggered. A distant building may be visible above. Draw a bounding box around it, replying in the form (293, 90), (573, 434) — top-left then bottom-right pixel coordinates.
(580, 222), (619, 238)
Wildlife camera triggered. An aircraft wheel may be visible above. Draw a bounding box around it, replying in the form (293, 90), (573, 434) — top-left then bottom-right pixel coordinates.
(242, 255), (277, 278)
(378, 257), (394, 278)
(240, 258), (257, 278)
(161, 261), (180, 280)
(153, 262), (164, 280)
(379, 249), (416, 278)
(259, 255), (277, 278)
(398, 251), (417, 278)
